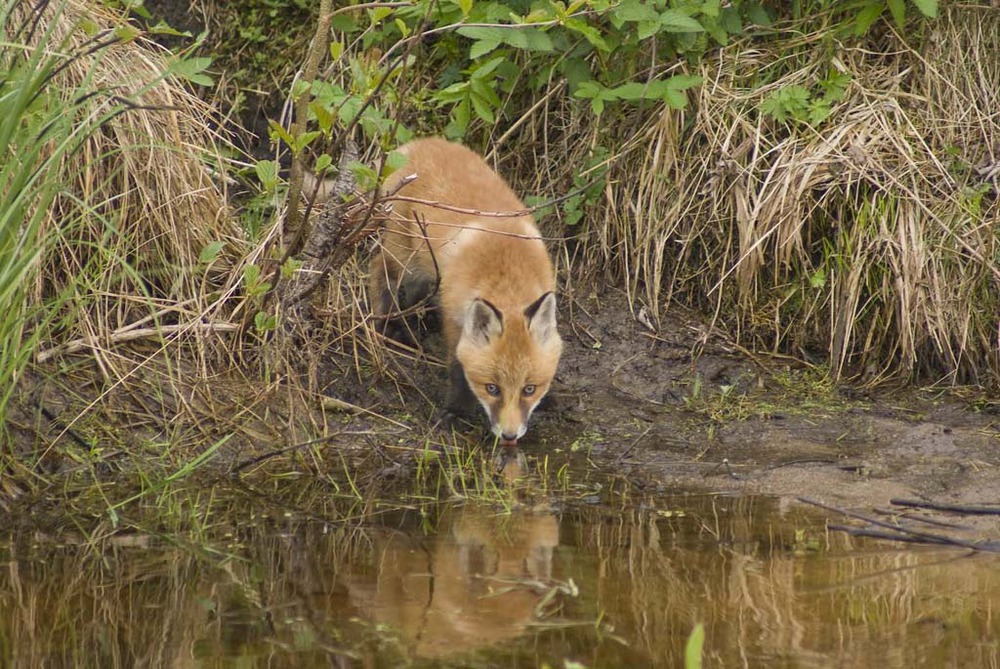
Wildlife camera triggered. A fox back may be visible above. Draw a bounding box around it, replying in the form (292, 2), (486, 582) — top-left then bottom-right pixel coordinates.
(371, 138), (562, 444)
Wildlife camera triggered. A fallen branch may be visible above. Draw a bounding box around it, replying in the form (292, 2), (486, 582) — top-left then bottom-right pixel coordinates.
(889, 498), (1000, 516)
(798, 497), (1000, 553)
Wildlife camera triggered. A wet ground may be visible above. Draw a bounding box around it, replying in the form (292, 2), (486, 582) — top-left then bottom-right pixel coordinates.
(4, 288), (1000, 667)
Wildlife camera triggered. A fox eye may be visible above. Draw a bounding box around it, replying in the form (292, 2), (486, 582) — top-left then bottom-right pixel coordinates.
(485, 383), (501, 397)
(522, 384), (536, 396)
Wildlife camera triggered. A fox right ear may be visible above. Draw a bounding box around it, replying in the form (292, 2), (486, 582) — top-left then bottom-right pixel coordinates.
(464, 298), (503, 347)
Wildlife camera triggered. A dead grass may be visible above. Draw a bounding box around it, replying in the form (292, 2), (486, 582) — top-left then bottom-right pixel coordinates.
(586, 8), (999, 387)
(9, 0), (244, 381)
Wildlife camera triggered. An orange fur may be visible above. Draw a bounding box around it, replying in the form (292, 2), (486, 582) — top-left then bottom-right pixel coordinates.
(371, 138), (562, 443)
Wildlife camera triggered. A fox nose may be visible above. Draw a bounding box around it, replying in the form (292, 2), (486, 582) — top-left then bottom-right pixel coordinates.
(501, 432), (519, 443)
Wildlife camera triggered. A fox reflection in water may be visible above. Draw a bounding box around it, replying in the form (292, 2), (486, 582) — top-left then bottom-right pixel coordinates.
(344, 499), (560, 659)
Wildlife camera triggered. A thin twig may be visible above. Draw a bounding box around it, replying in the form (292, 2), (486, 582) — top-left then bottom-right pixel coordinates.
(616, 427), (652, 464)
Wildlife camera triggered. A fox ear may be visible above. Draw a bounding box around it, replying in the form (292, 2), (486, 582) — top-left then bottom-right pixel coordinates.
(525, 292), (558, 344)
(464, 298), (503, 347)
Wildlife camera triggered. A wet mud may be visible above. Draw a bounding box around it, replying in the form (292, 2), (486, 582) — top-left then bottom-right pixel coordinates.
(354, 286), (1000, 518)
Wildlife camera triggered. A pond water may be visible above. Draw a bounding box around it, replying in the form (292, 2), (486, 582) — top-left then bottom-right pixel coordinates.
(1, 464), (998, 668)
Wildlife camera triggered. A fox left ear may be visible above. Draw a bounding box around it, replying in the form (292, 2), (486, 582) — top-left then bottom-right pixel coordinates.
(525, 292), (558, 344)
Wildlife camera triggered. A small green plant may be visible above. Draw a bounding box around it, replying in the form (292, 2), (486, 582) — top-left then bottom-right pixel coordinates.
(760, 70), (852, 126)
(241, 264), (276, 334)
(685, 623), (705, 669)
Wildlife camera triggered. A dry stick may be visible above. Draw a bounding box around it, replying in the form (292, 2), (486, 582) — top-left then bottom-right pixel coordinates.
(826, 525), (934, 545)
(889, 498), (1000, 516)
(229, 433), (344, 474)
(284, 0), (333, 242)
(872, 508), (970, 531)
(276, 10), (430, 306)
(36, 323), (238, 363)
(799, 497), (1000, 553)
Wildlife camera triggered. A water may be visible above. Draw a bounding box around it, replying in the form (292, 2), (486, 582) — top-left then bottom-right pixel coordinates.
(1, 475), (998, 667)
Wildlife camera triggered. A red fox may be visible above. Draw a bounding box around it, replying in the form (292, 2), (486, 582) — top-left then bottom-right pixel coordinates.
(373, 138), (562, 446)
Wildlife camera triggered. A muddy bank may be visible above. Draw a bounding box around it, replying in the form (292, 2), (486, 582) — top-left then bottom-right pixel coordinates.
(290, 283), (1000, 526)
(544, 289), (1000, 514)
(11, 280), (999, 523)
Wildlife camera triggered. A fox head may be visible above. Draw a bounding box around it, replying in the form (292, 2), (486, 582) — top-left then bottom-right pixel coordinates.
(455, 292), (562, 445)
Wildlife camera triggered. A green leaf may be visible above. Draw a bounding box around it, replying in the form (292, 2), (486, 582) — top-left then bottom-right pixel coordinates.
(280, 258), (302, 280)
(701, 0), (721, 19)
(608, 82), (648, 101)
(267, 121), (295, 149)
(663, 88), (688, 109)
(457, 26), (508, 41)
(910, 0), (937, 17)
(291, 79), (311, 99)
(808, 101), (833, 125)
(470, 95), (495, 123)
(147, 21), (190, 37)
(255, 159), (278, 189)
(760, 85), (811, 123)
(809, 268), (827, 289)
(447, 98), (471, 138)
(746, 4), (772, 26)
(368, 6), (393, 24)
(348, 161), (379, 191)
(310, 102), (334, 134)
(114, 25), (141, 42)
(564, 18), (609, 51)
(562, 58), (594, 91)
(573, 80), (605, 99)
(292, 130), (322, 154)
(637, 19), (660, 40)
(384, 149), (409, 175)
(854, 3), (884, 35)
(199, 241), (226, 265)
(718, 6), (742, 33)
(665, 74), (704, 90)
(516, 27), (554, 52)
(659, 9), (704, 33)
(254, 311), (277, 332)
(458, 0), (473, 16)
(473, 78), (502, 107)
(685, 623), (705, 669)
(887, 0), (906, 30)
(315, 154), (333, 174)
(330, 14), (357, 32)
(169, 56), (214, 86)
(473, 56), (506, 79)
(329, 41), (344, 60)
(469, 38), (501, 59)
(613, 0), (659, 23)
(702, 16), (729, 45)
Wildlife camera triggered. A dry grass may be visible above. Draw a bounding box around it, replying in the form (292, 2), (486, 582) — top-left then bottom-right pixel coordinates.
(9, 0), (244, 381)
(586, 7), (999, 387)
